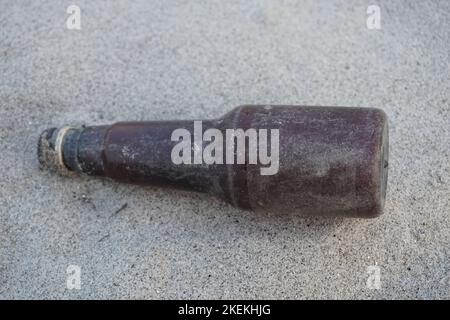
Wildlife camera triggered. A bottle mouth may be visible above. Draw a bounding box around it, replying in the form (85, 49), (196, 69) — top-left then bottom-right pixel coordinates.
(37, 126), (74, 174)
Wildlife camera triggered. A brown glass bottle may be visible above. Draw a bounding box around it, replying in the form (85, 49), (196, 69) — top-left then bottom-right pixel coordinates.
(38, 105), (388, 218)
